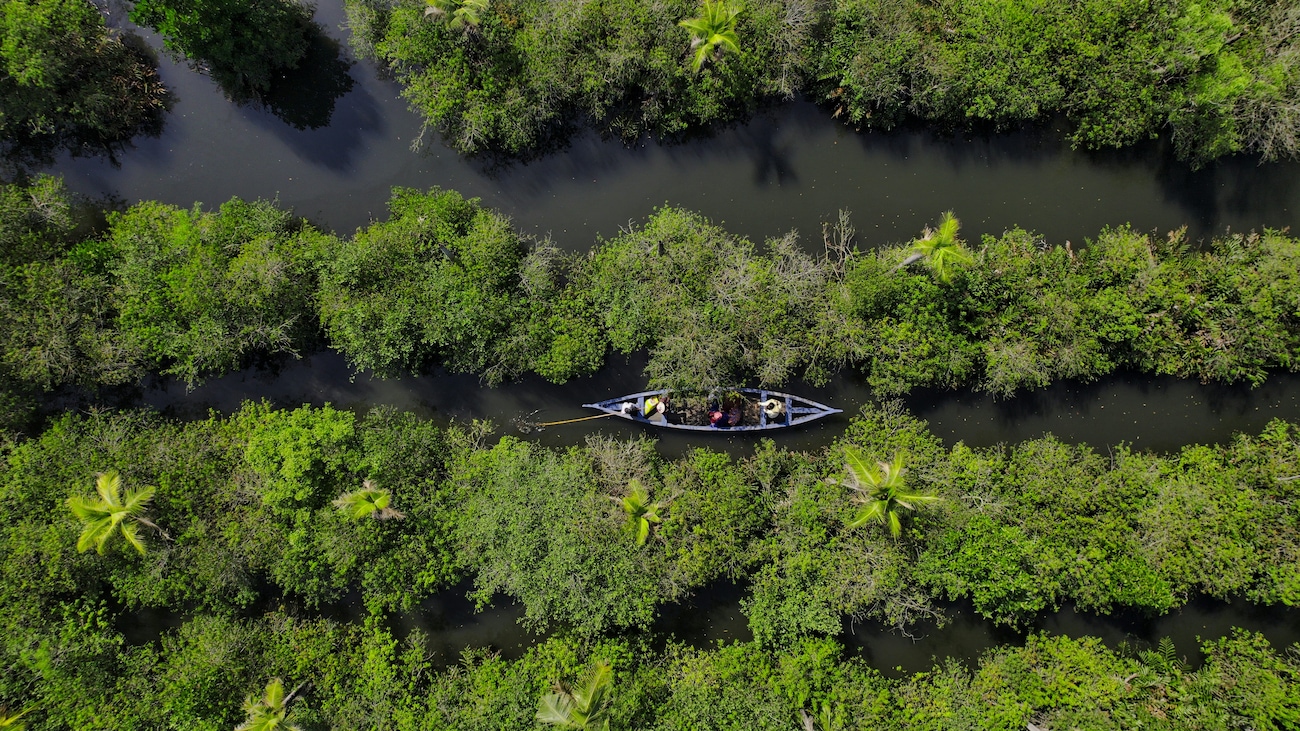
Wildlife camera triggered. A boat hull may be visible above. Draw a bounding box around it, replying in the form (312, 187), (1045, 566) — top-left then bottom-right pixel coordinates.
(582, 388), (841, 432)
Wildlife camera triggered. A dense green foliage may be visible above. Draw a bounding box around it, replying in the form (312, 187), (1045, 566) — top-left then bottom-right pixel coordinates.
(345, 0), (816, 153)
(106, 197), (326, 384)
(4, 602), (1296, 731)
(4, 178), (1300, 424)
(314, 187), (543, 381)
(2, 399), (1299, 727)
(0, 404), (457, 616)
(2, 403), (1297, 644)
(748, 403), (1300, 644)
(820, 0), (1300, 167)
(0, 0), (166, 160)
(129, 0), (312, 98)
(347, 0), (1300, 165)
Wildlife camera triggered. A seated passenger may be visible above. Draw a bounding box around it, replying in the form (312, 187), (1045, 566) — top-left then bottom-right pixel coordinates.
(644, 395), (667, 418)
(760, 398), (785, 421)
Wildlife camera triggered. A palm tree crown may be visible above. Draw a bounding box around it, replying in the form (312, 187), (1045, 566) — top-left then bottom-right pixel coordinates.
(0, 705), (31, 730)
(899, 211), (974, 283)
(67, 471), (160, 555)
(679, 0), (742, 73)
(425, 0), (489, 31)
(836, 448), (939, 538)
(236, 678), (301, 731)
(537, 661), (614, 730)
(612, 478), (663, 546)
(332, 480), (405, 521)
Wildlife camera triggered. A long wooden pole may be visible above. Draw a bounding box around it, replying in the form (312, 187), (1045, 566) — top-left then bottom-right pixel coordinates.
(531, 412), (619, 428)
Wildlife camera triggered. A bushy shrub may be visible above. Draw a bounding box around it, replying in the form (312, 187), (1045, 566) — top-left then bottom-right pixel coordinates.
(106, 197), (326, 385)
(1, 0), (166, 158)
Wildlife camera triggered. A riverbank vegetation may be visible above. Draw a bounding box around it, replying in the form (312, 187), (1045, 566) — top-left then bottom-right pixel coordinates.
(130, 0), (314, 100)
(3, 618), (1297, 729)
(344, 0), (1300, 165)
(4, 177), (1299, 429)
(3, 402), (1297, 637)
(0, 0), (168, 166)
(2, 402), (1299, 726)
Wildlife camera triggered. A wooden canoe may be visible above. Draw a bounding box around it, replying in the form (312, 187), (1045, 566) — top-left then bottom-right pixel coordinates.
(582, 388), (841, 432)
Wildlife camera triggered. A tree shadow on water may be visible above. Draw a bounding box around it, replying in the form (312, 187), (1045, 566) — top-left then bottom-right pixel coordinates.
(1, 31), (171, 179)
(257, 23), (356, 131)
(215, 20), (356, 131)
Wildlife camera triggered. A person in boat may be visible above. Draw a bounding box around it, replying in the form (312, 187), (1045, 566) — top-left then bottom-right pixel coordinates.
(708, 399), (743, 428)
(759, 398), (785, 421)
(643, 395), (667, 419)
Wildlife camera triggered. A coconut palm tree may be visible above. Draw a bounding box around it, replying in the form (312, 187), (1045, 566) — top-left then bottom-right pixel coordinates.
(332, 480), (405, 521)
(537, 661), (614, 730)
(611, 478), (663, 546)
(67, 471), (166, 556)
(0, 705), (31, 730)
(835, 448), (939, 538)
(424, 0), (489, 31)
(896, 211), (974, 283)
(236, 678), (306, 731)
(679, 0), (742, 73)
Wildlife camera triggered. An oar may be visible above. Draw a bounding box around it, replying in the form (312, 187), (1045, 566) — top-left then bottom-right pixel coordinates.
(531, 412), (619, 428)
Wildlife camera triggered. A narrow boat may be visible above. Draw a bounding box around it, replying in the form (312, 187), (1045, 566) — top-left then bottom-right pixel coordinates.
(582, 388), (842, 432)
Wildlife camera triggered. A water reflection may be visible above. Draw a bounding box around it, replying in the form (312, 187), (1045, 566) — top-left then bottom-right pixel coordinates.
(845, 597), (1300, 677)
(902, 372), (1300, 451)
(134, 349), (1300, 458)
(258, 23), (357, 131)
(114, 578), (1297, 676)
(45, 1), (1298, 250)
(1, 30), (169, 179)
(241, 26), (384, 173)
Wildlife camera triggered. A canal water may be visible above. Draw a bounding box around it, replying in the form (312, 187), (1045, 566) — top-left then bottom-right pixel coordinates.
(58, 0), (1298, 251)
(48, 0), (1300, 675)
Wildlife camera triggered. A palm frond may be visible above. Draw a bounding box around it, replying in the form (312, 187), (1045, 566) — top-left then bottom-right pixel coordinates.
(333, 483), (401, 520)
(122, 484), (156, 513)
(934, 210), (960, 244)
(0, 705), (32, 730)
(67, 495), (108, 522)
(842, 445), (875, 488)
(95, 471), (122, 506)
(680, 0), (742, 72)
(74, 515), (110, 553)
(714, 30), (741, 54)
(536, 693), (576, 725)
(573, 661), (612, 711)
(847, 500), (886, 528)
(263, 678), (286, 710)
(69, 471), (159, 555)
(896, 491), (941, 507)
(119, 522), (146, 555)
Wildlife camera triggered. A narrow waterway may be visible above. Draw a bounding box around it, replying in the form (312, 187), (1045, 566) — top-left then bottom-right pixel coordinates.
(136, 350), (1300, 457)
(56, 1), (1298, 252)
(115, 575), (1300, 677)
(118, 351), (1300, 673)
